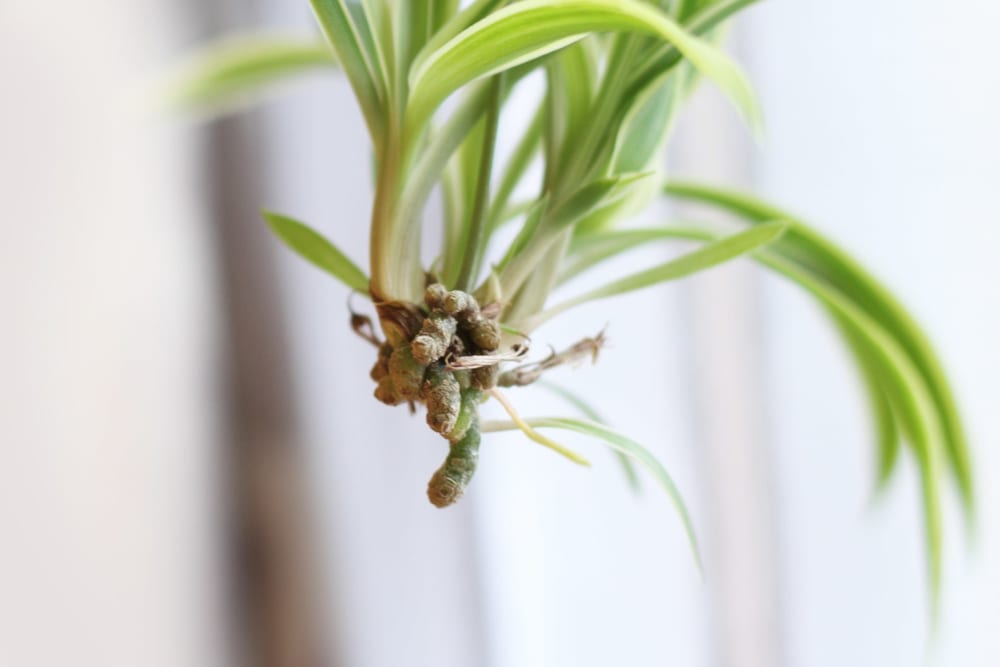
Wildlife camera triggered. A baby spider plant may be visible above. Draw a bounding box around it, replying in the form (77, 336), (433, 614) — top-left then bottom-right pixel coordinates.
(172, 0), (971, 596)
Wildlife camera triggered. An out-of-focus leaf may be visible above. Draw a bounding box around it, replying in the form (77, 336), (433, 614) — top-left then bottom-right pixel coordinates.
(167, 35), (336, 114)
(560, 224), (704, 284)
(528, 221), (785, 328)
(263, 211), (369, 293)
(664, 182), (972, 515)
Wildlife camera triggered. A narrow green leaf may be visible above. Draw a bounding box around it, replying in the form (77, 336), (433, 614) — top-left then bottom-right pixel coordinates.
(263, 211), (369, 293)
(398, 79), (497, 235)
(430, 0), (463, 33)
(561, 225), (701, 284)
(167, 35), (336, 114)
(759, 252), (946, 600)
(529, 222), (786, 328)
(495, 198), (550, 273)
(625, 220), (947, 599)
(310, 0), (386, 138)
(455, 75), (505, 291)
(545, 41), (596, 181)
(664, 182), (973, 515)
(406, 0), (761, 134)
(538, 380), (641, 491)
(624, 0), (761, 104)
(548, 172), (655, 231)
(496, 172), (655, 301)
(612, 66), (689, 172)
(831, 313), (902, 488)
(482, 415), (701, 573)
(418, 0), (509, 68)
(486, 102), (545, 232)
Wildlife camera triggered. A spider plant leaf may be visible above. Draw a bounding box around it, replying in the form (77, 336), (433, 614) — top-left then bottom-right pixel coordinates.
(560, 225), (703, 284)
(167, 35), (337, 114)
(429, 0), (463, 33)
(398, 79), (497, 228)
(486, 102), (545, 231)
(263, 211), (369, 293)
(538, 380), (641, 492)
(758, 252), (946, 600)
(545, 41), (596, 180)
(632, 226), (907, 486)
(482, 415), (701, 573)
(548, 171), (656, 231)
(406, 0), (761, 133)
(626, 221), (947, 598)
(419, 0), (509, 67)
(495, 198), (550, 272)
(310, 0), (386, 138)
(612, 67), (689, 172)
(623, 0), (760, 105)
(831, 313), (902, 488)
(664, 182), (973, 515)
(495, 173), (653, 299)
(531, 222), (785, 327)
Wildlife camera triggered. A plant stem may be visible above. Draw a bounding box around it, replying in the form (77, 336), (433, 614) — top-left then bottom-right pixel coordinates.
(454, 74), (503, 291)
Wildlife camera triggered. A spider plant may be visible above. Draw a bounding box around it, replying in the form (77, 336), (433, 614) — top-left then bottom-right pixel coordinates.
(171, 0), (971, 599)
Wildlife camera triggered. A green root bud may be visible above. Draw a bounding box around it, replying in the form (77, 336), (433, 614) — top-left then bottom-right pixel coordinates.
(412, 312), (457, 365)
(427, 413), (481, 508)
(389, 343), (426, 401)
(422, 364), (461, 435)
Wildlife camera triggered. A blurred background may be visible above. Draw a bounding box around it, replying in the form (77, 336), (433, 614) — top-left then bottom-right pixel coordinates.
(2, 1), (997, 666)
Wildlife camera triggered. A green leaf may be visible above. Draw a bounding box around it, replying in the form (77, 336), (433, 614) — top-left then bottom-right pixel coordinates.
(548, 172), (655, 231)
(482, 415), (701, 573)
(623, 0), (761, 104)
(628, 214), (951, 600)
(544, 41), (596, 182)
(495, 197), (550, 273)
(418, 0), (509, 68)
(263, 211), (369, 293)
(537, 380), (641, 491)
(167, 34), (337, 114)
(611, 66), (689, 172)
(757, 250), (946, 601)
(486, 102), (545, 232)
(310, 0), (387, 138)
(406, 0), (761, 134)
(528, 221), (786, 328)
(496, 172), (655, 301)
(398, 78), (498, 241)
(830, 313), (902, 489)
(664, 182), (973, 515)
(560, 224), (703, 284)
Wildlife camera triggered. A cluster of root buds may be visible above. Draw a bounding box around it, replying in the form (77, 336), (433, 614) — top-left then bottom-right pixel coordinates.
(369, 284), (510, 508)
